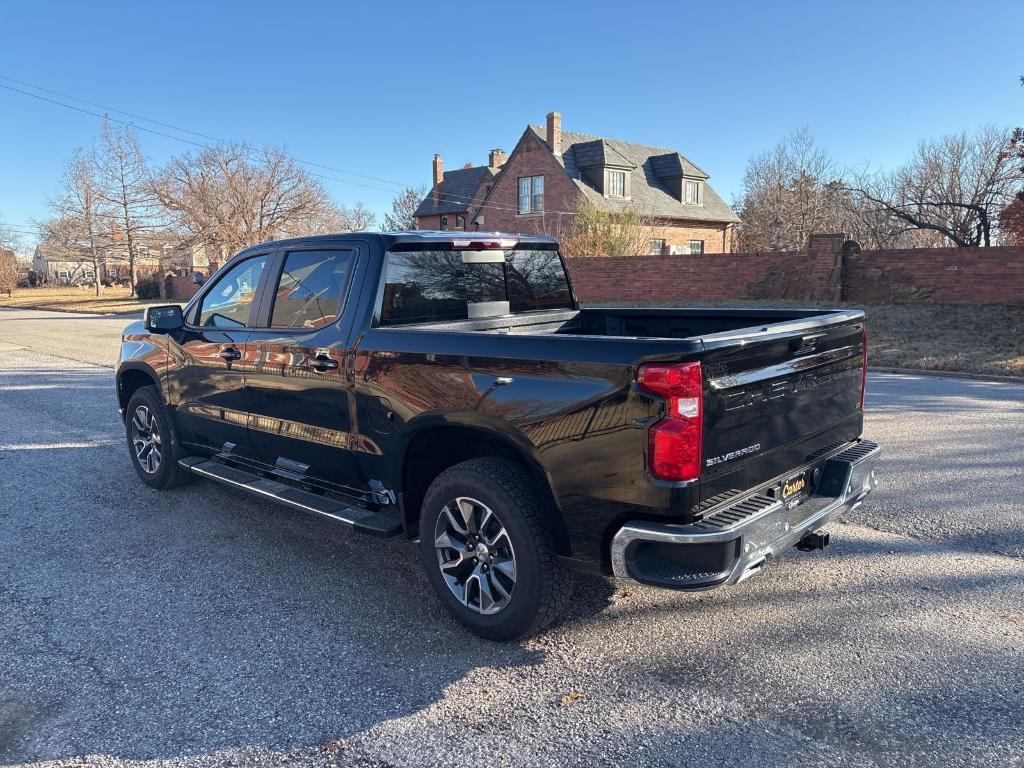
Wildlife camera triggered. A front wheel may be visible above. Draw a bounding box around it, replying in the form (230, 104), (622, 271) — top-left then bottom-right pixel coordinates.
(418, 458), (570, 640)
(125, 385), (191, 489)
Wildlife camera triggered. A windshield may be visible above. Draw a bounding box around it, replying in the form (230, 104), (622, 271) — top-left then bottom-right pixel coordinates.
(377, 247), (573, 326)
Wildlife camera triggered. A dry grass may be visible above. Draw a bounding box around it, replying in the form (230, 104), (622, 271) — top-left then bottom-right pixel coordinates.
(861, 303), (1023, 378)
(0, 286), (166, 314)
(608, 299), (1024, 379)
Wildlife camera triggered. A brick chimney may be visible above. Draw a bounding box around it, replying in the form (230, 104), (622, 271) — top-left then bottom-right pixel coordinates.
(432, 153), (444, 204)
(546, 112), (562, 155)
(488, 148), (507, 169)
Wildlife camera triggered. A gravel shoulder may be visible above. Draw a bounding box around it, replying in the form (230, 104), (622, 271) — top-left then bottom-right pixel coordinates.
(1, 310), (1022, 767)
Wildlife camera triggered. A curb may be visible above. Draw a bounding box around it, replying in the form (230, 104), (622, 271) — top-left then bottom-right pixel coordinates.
(870, 366), (1024, 384)
(0, 304), (149, 316)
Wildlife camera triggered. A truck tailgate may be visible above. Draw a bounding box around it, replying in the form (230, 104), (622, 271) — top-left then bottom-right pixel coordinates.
(698, 313), (867, 506)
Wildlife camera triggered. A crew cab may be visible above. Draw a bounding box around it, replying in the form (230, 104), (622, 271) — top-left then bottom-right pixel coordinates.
(117, 232), (878, 639)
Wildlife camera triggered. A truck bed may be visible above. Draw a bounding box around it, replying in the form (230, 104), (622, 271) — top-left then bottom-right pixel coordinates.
(370, 303), (867, 535)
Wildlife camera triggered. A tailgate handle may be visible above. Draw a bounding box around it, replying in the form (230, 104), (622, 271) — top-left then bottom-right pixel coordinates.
(790, 333), (825, 354)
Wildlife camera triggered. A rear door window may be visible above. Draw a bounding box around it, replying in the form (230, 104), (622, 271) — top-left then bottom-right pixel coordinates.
(269, 250), (354, 329)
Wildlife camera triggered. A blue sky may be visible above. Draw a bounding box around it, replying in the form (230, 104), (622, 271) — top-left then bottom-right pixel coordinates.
(1, 0), (1021, 249)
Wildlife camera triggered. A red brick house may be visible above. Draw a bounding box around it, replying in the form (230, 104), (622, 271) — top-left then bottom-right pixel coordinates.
(412, 151), (505, 232)
(414, 112), (740, 254)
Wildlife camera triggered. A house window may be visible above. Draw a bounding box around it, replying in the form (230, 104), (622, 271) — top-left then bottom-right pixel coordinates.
(440, 216), (448, 231)
(137, 245), (149, 259)
(85, 271), (96, 280)
(56, 270), (69, 280)
(456, 214), (465, 229)
(690, 240), (705, 254)
(518, 176), (543, 214)
(607, 170), (626, 198)
(649, 239), (666, 255)
(684, 180), (701, 205)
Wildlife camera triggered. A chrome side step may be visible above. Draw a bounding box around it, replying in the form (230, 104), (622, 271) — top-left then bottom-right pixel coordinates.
(179, 457), (402, 538)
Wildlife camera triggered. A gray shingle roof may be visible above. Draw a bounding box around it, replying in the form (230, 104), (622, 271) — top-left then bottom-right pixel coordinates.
(526, 126), (739, 224)
(414, 165), (496, 217)
(570, 139), (636, 169)
(649, 152), (707, 180)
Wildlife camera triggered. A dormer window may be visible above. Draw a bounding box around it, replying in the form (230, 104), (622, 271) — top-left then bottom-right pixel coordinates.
(607, 170), (626, 198)
(684, 179), (702, 205)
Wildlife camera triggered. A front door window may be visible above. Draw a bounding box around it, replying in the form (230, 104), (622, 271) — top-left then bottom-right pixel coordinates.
(196, 256), (268, 328)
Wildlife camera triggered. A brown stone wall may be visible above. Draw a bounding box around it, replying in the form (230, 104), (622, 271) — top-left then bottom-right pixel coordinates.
(166, 275), (200, 301)
(567, 250), (839, 303)
(565, 245), (1024, 305)
(844, 247), (1024, 304)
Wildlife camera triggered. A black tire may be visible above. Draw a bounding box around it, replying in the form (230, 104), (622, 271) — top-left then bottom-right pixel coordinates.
(125, 385), (191, 489)
(418, 457), (570, 640)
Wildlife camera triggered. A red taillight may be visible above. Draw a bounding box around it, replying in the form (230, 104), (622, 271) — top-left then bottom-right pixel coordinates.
(637, 362), (703, 482)
(860, 326), (868, 410)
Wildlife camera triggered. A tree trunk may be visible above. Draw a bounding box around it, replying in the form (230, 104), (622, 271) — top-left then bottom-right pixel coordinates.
(157, 254), (167, 300)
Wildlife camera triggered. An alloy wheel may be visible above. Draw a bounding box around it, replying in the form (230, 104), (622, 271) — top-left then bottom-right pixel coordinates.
(131, 405), (162, 474)
(434, 496), (517, 615)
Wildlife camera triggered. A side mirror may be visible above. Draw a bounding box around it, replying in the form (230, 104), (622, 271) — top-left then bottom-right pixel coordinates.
(144, 304), (184, 333)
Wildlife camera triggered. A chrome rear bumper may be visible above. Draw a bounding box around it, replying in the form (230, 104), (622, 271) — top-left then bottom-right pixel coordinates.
(610, 439), (879, 589)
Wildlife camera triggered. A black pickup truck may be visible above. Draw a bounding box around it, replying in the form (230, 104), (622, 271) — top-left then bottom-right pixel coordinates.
(117, 232), (878, 639)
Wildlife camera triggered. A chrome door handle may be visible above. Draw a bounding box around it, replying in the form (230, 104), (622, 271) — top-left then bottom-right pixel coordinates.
(309, 355), (339, 372)
(219, 347), (241, 361)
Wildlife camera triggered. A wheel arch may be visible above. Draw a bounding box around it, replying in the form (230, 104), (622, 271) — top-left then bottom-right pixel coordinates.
(117, 364), (162, 417)
(397, 415), (569, 555)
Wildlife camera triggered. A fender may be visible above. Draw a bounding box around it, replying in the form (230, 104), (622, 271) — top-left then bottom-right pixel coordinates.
(116, 326), (171, 410)
(395, 410), (561, 508)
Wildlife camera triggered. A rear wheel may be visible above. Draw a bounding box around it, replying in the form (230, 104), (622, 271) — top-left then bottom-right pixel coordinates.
(125, 385), (191, 489)
(419, 458), (570, 640)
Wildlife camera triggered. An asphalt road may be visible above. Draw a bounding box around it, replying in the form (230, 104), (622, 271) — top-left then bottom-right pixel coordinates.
(1, 307), (1022, 768)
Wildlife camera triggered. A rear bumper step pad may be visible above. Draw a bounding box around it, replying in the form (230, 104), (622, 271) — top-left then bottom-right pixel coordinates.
(610, 438), (880, 589)
(179, 457), (402, 538)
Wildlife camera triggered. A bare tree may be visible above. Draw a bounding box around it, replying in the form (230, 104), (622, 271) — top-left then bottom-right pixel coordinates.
(849, 126), (1019, 247)
(384, 186), (426, 231)
(735, 128), (848, 251)
(0, 248), (16, 296)
(153, 143), (335, 257)
(999, 76), (1024, 245)
(342, 202), (377, 232)
(547, 197), (655, 257)
(95, 119), (159, 296)
(45, 150), (107, 296)
(291, 201), (377, 236)
(0, 217), (21, 253)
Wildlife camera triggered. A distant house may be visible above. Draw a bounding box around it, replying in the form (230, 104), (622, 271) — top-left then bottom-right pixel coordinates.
(412, 151), (505, 232)
(32, 235), (212, 285)
(414, 112), (739, 254)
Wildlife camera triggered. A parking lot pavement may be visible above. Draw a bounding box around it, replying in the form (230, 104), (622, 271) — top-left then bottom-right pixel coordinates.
(1, 309), (1022, 768)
